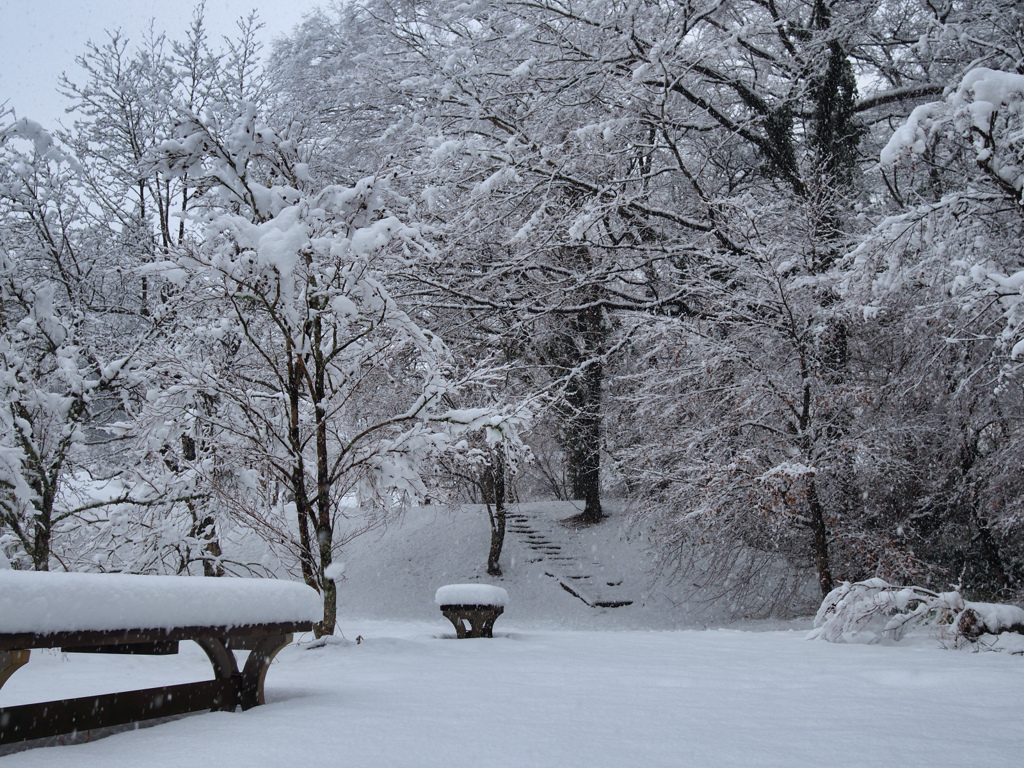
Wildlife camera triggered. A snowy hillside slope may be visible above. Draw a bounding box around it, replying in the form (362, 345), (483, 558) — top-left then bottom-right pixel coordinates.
(333, 500), (806, 632)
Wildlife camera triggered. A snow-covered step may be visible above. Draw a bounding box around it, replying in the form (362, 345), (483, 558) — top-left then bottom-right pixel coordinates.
(506, 506), (633, 609)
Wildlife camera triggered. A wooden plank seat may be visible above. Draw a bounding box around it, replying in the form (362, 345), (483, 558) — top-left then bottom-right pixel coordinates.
(0, 571), (320, 746)
(435, 584), (509, 639)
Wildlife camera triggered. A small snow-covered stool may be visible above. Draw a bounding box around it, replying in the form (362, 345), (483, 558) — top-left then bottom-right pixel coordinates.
(435, 584), (508, 638)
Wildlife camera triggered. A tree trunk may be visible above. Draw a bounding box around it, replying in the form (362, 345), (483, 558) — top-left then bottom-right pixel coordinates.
(312, 312), (338, 638)
(485, 450), (506, 576)
(807, 479), (834, 598)
(565, 386), (602, 523)
(317, 524), (336, 638)
(287, 351), (317, 595)
(562, 303), (605, 524)
(973, 516), (1010, 593)
(198, 516), (225, 578)
(185, 504), (225, 577)
(956, 439), (1010, 594)
(31, 519), (51, 572)
(30, 478), (55, 571)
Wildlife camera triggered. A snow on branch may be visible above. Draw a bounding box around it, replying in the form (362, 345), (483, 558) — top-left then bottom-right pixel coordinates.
(881, 67), (1024, 203)
(0, 117), (82, 172)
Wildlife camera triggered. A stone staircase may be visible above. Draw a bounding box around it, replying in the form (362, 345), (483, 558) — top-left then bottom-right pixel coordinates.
(506, 509), (633, 608)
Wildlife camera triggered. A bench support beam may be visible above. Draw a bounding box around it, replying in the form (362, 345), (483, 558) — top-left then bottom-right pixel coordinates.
(0, 679), (236, 744)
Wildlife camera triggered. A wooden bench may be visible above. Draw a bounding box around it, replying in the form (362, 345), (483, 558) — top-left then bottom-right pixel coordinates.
(435, 584), (508, 639)
(0, 571), (320, 746)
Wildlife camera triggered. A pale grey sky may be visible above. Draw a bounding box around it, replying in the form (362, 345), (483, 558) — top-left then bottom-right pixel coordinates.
(0, 0), (325, 129)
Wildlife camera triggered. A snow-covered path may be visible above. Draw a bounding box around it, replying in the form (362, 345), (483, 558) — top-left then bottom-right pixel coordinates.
(3, 621), (1022, 767)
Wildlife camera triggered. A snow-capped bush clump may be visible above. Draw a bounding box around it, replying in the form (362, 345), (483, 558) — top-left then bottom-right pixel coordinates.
(810, 579), (1024, 645)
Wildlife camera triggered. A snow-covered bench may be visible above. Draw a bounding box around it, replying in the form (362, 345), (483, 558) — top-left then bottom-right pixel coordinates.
(436, 584), (508, 638)
(0, 571), (320, 746)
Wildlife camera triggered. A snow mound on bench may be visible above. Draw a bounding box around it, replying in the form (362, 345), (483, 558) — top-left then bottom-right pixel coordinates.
(0, 571), (321, 635)
(435, 584), (508, 607)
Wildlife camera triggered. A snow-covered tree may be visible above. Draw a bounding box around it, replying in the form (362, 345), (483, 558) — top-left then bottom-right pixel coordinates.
(0, 119), (164, 570)
(878, 66), (1024, 353)
(152, 102), (523, 633)
(8, 0), (1024, 617)
(266, 2), (991, 606)
(0, 10), (277, 576)
(842, 65), (1024, 598)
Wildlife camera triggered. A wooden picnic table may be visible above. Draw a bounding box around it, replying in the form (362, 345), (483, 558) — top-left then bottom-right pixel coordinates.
(0, 571), (320, 746)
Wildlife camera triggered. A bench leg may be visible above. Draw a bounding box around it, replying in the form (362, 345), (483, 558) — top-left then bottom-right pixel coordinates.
(0, 650), (30, 695)
(239, 634), (292, 710)
(441, 609), (470, 638)
(440, 607), (504, 638)
(478, 609), (502, 638)
(194, 638), (241, 712)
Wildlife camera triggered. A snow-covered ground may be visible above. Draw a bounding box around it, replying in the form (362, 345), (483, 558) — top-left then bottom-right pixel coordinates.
(3, 501), (1023, 765)
(4, 622), (1023, 767)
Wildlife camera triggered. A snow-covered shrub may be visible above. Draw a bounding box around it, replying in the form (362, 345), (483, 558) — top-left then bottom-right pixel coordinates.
(811, 578), (1024, 645)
